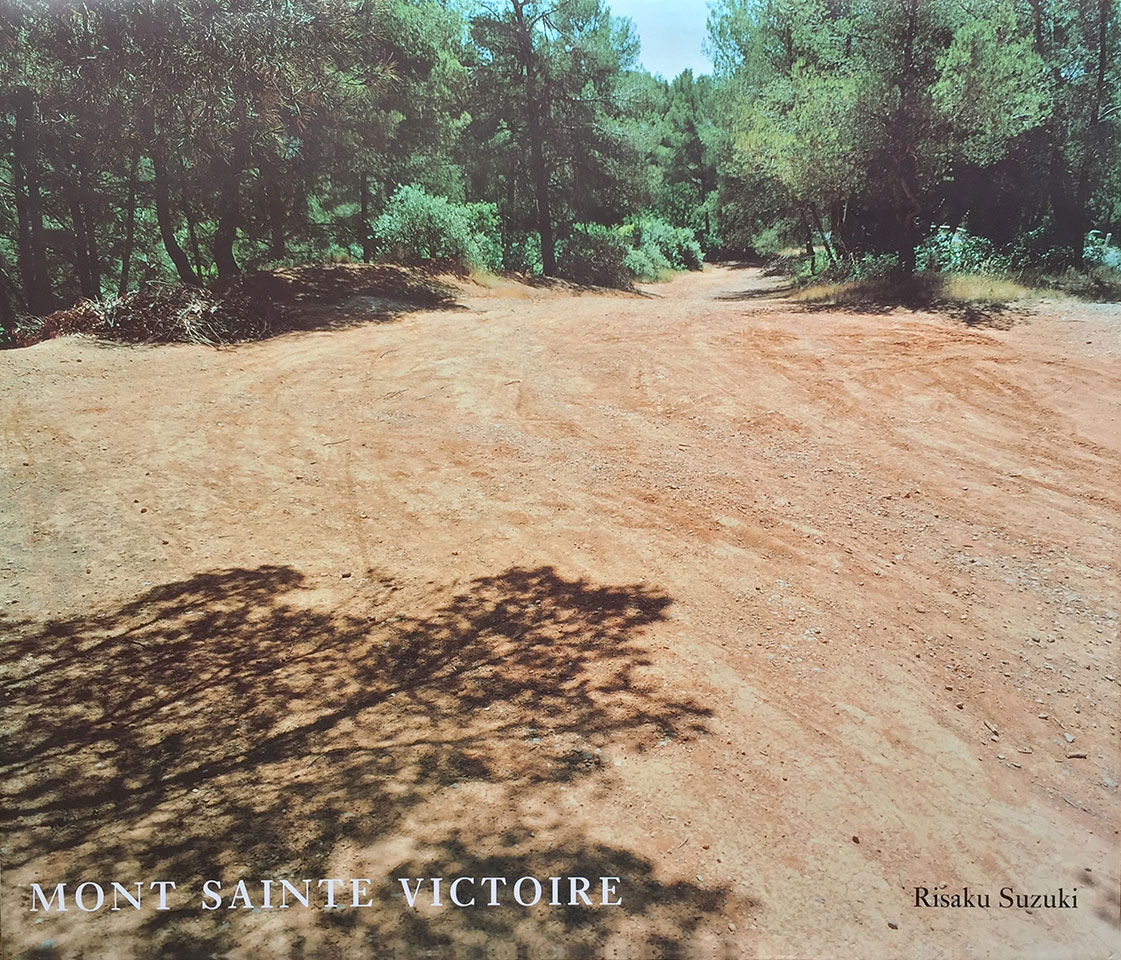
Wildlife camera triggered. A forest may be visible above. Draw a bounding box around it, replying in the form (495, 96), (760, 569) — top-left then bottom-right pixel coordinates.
(1, 0), (1119, 338)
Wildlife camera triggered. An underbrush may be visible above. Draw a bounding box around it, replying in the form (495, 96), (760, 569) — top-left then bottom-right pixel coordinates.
(371, 185), (503, 273)
(790, 272), (1031, 312)
(4, 263), (459, 349)
(783, 224), (1121, 307)
(557, 215), (703, 287)
(7, 285), (274, 348)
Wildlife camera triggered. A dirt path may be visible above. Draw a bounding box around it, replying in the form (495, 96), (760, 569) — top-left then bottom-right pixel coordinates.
(2, 266), (1118, 959)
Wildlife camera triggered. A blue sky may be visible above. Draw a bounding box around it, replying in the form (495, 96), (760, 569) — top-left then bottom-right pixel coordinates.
(608, 0), (714, 79)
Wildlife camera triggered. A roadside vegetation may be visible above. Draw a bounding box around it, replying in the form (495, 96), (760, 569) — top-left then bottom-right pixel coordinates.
(1, 0), (1118, 347)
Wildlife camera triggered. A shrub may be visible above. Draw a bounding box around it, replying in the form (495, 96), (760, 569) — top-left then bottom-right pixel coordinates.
(622, 245), (668, 281)
(557, 216), (706, 288)
(557, 223), (633, 287)
(371, 185), (502, 271)
(847, 253), (897, 281)
(1084, 231), (1121, 269)
(503, 232), (543, 274)
(916, 225), (1010, 274)
(464, 201), (504, 273)
(627, 216), (703, 271)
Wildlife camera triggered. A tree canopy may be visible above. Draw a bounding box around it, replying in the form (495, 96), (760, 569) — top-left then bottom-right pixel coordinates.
(1, 0), (1118, 326)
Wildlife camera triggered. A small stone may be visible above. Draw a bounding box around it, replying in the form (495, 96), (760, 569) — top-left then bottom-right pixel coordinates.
(728, 922), (736, 932)
(887, 921), (899, 930)
(997, 754), (1006, 760)
(1038, 713), (1048, 719)
(956, 702), (964, 709)
(1066, 751), (1088, 759)
(1063, 733), (1074, 743)
(341, 572), (352, 578)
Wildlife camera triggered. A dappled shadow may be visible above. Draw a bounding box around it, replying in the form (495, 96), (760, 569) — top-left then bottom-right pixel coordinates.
(714, 284), (793, 302)
(708, 256), (768, 270)
(0, 565), (741, 957)
(795, 296), (1025, 329)
(790, 280), (1029, 328)
(217, 263), (461, 309)
(6, 264), (466, 350)
(518, 274), (653, 297)
(221, 262), (467, 338)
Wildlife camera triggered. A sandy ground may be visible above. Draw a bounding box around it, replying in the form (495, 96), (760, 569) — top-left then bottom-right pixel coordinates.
(1, 265), (1118, 960)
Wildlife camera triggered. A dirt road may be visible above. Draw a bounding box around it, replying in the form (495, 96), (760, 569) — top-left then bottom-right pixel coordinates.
(2, 265), (1118, 959)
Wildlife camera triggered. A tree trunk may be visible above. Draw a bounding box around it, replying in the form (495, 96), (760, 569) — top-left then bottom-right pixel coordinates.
(10, 139), (35, 309)
(81, 169), (101, 296)
(359, 172), (373, 262)
(119, 154), (139, 295)
(12, 87), (52, 314)
(69, 191), (96, 298)
(213, 111), (248, 281)
(897, 212), (918, 275)
(151, 147), (201, 285)
(800, 209), (815, 273)
(0, 260), (26, 335)
(512, 1), (556, 276)
(1050, 149), (1085, 266)
(213, 174), (241, 279)
(264, 158), (286, 261)
(810, 204), (837, 269)
(183, 192), (205, 281)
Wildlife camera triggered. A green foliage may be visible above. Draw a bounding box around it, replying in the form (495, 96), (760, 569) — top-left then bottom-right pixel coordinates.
(706, 0), (1118, 274)
(916, 226), (1011, 274)
(1085, 232), (1121, 270)
(503, 233), (544, 275)
(371, 185), (503, 271)
(795, 252), (898, 284)
(622, 244), (671, 281)
(1006, 224), (1077, 274)
(626, 216), (704, 271)
(558, 215), (705, 286)
(3, 0), (1118, 320)
(557, 223), (634, 287)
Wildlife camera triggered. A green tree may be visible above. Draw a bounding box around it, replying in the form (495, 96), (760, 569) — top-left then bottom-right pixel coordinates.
(709, 0), (1050, 272)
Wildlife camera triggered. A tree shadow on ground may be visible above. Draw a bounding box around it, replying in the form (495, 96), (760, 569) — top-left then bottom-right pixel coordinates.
(784, 273), (1029, 329)
(224, 263), (468, 338)
(1, 565), (745, 958)
(9, 264), (467, 350)
(713, 285), (794, 302)
(793, 293), (1023, 329)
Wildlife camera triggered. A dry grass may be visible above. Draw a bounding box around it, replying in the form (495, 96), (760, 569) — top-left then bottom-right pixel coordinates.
(942, 274), (1034, 302)
(792, 272), (1036, 310)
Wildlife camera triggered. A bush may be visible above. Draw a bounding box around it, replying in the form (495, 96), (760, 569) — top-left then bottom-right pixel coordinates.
(627, 216), (703, 271)
(1084, 231), (1121, 269)
(847, 253), (898, 282)
(371, 185), (503, 272)
(557, 223), (634, 287)
(622, 244), (668, 281)
(464, 200), (504, 273)
(916, 225), (1010, 274)
(557, 216), (706, 288)
(503, 232), (543, 274)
